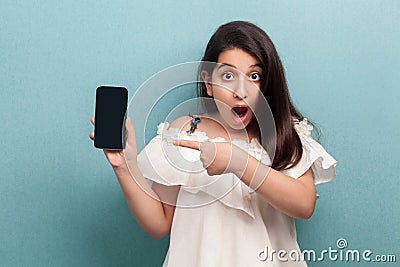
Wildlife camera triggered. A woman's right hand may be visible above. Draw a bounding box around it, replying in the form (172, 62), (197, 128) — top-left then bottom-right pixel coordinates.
(89, 117), (138, 169)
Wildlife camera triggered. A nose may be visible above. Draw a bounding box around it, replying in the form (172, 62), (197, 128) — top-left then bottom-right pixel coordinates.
(233, 76), (248, 99)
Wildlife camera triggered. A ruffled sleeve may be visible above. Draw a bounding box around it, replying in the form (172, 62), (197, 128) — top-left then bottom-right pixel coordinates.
(282, 118), (337, 185)
(136, 122), (209, 186)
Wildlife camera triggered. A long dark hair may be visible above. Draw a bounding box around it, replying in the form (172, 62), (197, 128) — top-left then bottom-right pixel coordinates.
(197, 21), (315, 171)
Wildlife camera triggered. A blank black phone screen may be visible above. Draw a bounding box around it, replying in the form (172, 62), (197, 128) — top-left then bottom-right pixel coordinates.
(94, 86), (128, 150)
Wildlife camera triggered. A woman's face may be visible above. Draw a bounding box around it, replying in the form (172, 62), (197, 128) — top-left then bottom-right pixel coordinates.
(202, 48), (262, 130)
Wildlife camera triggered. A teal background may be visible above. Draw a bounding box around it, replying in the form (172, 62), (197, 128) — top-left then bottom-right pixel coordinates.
(1, 1), (399, 266)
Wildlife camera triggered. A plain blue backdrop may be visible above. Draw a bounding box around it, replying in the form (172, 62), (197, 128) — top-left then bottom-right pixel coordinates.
(1, 1), (399, 266)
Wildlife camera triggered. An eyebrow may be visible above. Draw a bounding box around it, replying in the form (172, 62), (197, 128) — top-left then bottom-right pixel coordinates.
(217, 63), (262, 70)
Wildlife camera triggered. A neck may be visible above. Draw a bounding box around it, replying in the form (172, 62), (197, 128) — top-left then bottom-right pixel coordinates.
(212, 112), (259, 142)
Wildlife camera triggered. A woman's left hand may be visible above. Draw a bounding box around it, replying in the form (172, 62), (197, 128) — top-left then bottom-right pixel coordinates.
(174, 140), (246, 176)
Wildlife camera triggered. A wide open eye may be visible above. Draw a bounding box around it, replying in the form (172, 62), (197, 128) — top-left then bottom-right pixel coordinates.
(222, 72), (234, 81)
(249, 72), (261, 81)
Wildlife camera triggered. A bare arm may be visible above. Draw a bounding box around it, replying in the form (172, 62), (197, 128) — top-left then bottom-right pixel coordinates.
(233, 152), (316, 219)
(89, 116), (185, 239)
(175, 139), (316, 220)
(112, 164), (179, 239)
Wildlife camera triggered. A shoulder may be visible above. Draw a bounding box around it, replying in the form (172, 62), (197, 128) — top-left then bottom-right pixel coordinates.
(169, 115), (193, 130)
(168, 114), (223, 138)
(168, 115), (213, 132)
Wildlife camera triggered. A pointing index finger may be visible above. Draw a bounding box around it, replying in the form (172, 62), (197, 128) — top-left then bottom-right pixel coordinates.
(174, 139), (201, 151)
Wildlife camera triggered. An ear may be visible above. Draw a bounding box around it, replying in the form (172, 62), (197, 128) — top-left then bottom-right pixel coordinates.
(201, 70), (213, 97)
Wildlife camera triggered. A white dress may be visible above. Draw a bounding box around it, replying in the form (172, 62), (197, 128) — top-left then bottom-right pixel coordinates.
(137, 118), (337, 267)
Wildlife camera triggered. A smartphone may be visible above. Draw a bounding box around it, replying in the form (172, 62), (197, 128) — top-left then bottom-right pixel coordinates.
(94, 86), (128, 150)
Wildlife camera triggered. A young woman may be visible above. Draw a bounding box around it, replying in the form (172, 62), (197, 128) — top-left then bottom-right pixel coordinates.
(90, 21), (337, 266)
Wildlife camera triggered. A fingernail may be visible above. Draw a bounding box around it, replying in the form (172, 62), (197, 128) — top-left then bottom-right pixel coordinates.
(173, 140), (178, 145)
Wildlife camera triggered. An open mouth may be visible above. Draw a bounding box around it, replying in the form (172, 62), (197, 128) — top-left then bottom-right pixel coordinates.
(231, 106), (249, 123)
